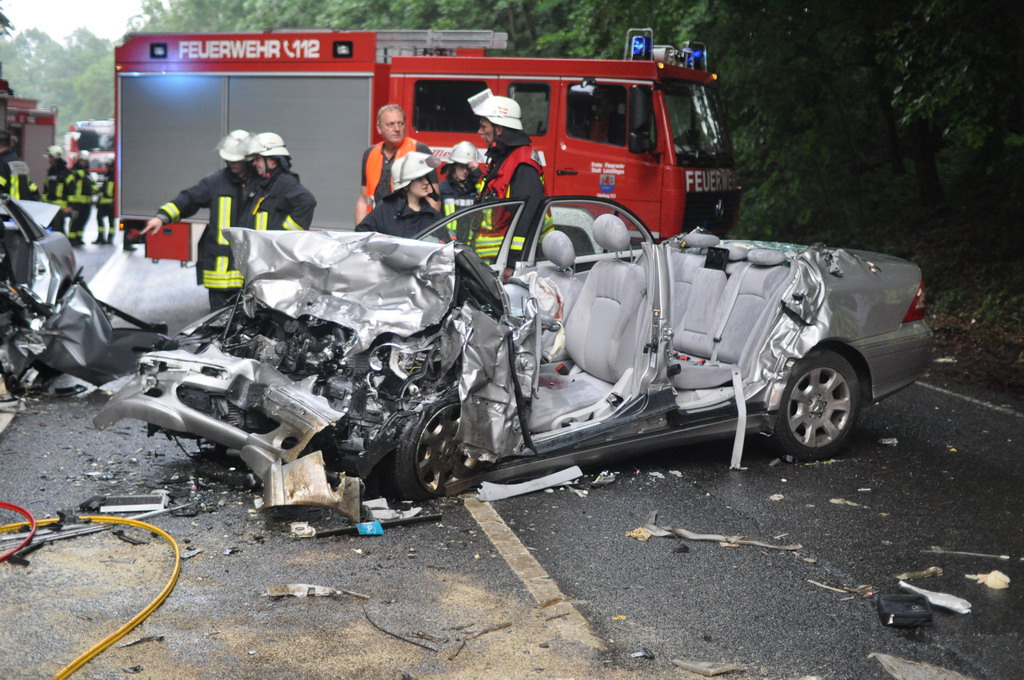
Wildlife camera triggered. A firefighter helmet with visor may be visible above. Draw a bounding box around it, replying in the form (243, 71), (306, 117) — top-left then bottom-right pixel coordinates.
(217, 129), (254, 162)
(391, 151), (438, 191)
(468, 89), (523, 131)
(252, 132), (291, 158)
(447, 140), (481, 165)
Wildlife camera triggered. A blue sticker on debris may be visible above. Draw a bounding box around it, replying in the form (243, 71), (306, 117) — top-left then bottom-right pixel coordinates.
(356, 520), (384, 536)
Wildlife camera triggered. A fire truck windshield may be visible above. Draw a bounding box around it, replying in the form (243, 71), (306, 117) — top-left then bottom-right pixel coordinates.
(77, 129), (114, 152)
(663, 80), (731, 167)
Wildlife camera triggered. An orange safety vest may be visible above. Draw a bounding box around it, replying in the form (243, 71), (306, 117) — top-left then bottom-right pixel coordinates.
(364, 137), (419, 211)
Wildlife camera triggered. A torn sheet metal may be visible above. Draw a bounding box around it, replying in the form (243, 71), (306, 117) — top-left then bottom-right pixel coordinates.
(898, 581), (972, 614)
(477, 466), (582, 501)
(226, 228), (456, 353)
(263, 451), (361, 521)
(869, 652), (978, 680)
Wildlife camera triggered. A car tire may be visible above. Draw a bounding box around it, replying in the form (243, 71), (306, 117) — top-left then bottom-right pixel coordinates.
(773, 349), (861, 461)
(383, 391), (481, 500)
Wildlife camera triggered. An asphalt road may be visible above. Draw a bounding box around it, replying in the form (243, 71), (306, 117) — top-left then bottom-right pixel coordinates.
(1, 232), (1021, 679)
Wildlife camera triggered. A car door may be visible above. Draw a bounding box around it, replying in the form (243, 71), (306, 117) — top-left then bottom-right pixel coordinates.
(416, 199), (527, 274)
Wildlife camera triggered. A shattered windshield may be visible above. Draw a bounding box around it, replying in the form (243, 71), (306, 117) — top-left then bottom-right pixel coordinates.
(662, 80), (732, 167)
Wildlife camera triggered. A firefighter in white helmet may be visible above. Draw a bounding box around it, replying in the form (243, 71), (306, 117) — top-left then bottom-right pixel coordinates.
(42, 145), (70, 233)
(439, 140), (482, 217)
(356, 151), (441, 238)
(240, 131), (317, 234)
(142, 129), (257, 308)
(469, 89), (545, 204)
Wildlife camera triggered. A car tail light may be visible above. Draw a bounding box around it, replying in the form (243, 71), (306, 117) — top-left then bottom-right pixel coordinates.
(903, 282), (926, 322)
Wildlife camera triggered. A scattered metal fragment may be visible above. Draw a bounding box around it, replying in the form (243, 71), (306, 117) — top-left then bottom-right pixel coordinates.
(112, 529), (149, 546)
(122, 666), (144, 674)
(477, 466), (583, 501)
(829, 498), (867, 508)
(964, 570), (1010, 589)
(893, 566), (942, 580)
(223, 547), (241, 555)
(290, 521), (316, 538)
(671, 659), (745, 677)
(898, 581), (971, 614)
(118, 635), (165, 648)
(922, 546), (1010, 560)
(592, 470), (618, 486)
(99, 491), (170, 513)
(878, 437), (899, 446)
(644, 511), (801, 550)
(465, 621), (511, 640)
(180, 548), (203, 560)
(314, 513), (442, 538)
(869, 652), (978, 680)
(362, 605), (438, 652)
(363, 498), (422, 521)
(807, 580), (875, 597)
(630, 648), (655, 659)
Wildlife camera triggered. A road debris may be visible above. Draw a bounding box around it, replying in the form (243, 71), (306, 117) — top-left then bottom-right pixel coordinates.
(266, 583), (369, 600)
(112, 529), (149, 546)
(670, 659), (745, 676)
(878, 437), (899, 446)
(313, 513), (442, 538)
(356, 520), (385, 536)
(99, 491), (170, 513)
(630, 648), (655, 659)
(592, 470), (618, 486)
(290, 521), (316, 538)
(465, 621), (511, 640)
(477, 466), (583, 501)
(964, 570), (1010, 589)
(625, 527), (653, 542)
(362, 605), (439, 652)
(893, 566), (942, 580)
(898, 581), (971, 614)
(876, 593), (932, 627)
(117, 635), (165, 648)
(180, 547), (203, 560)
(869, 652), (977, 680)
(768, 494), (785, 501)
(363, 498), (422, 521)
(829, 498), (868, 508)
(922, 546), (1010, 560)
(807, 580), (875, 598)
(644, 511), (801, 550)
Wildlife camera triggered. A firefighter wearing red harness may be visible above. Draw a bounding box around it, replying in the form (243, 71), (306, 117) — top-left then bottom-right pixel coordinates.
(468, 89), (546, 261)
(355, 104), (438, 224)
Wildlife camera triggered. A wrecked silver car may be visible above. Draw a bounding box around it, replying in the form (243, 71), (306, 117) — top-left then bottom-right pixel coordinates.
(0, 196), (166, 390)
(94, 199), (932, 517)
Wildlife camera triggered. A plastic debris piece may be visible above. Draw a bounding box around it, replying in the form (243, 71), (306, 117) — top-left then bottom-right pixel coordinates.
(768, 494), (785, 501)
(830, 498), (867, 508)
(611, 615), (627, 621)
(477, 466), (583, 501)
(878, 437), (899, 446)
(964, 570), (1010, 589)
(100, 491), (170, 513)
(669, 470), (682, 477)
(180, 547), (203, 560)
(625, 527), (652, 542)
(630, 648), (655, 659)
(869, 652), (978, 680)
(266, 583), (370, 600)
(290, 521), (316, 538)
(356, 520), (384, 536)
(592, 470), (618, 486)
(934, 356), (958, 364)
(648, 471), (665, 479)
(893, 566), (942, 580)
(223, 547), (241, 555)
(363, 498), (423, 522)
(898, 581), (971, 614)
(671, 659), (745, 676)
(567, 486), (588, 498)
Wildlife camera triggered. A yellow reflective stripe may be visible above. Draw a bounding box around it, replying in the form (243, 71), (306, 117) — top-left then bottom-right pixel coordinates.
(255, 212), (268, 230)
(203, 255), (243, 288)
(510, 236), (525, 251)
(282, 215), (303, 231)
(217, 196), (231, 245)
(160, 202), (181, 222)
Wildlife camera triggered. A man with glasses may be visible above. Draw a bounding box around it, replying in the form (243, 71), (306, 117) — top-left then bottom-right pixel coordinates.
(354, 104), (439, 224)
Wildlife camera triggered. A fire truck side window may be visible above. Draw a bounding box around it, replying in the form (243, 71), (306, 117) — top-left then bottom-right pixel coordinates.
(508, 82), (550, 137)
(413, 80), (487, 133)
(566, 83), (627, 146)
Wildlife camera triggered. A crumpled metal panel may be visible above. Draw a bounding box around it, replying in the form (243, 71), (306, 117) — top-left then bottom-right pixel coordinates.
(453, 303), (534, 463)
(226, 228), (456, 353)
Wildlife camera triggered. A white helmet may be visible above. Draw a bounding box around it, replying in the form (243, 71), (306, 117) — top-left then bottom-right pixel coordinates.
(217, 129), (254, 162)
(468, 89), (523, 131)
(45, 145), (64, 160)
(447, 140), (480, 165)
(391, 151), (438, 191)
(78, 150), (91, 162)
(252, 132), (291, 157)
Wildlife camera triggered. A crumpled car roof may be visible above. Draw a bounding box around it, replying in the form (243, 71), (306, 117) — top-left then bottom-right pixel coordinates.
(226, 228), (457, 352)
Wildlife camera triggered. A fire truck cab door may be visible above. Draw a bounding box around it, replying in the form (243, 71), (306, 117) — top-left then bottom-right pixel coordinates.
(550, 80), (662, 229)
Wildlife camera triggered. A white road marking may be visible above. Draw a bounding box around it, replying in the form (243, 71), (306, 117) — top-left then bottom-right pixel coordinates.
(917, 381), (1023, 419)
(463, 496), (604, 650)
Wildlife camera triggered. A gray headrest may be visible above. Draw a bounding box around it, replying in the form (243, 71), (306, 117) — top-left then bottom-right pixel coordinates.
(684, 230), (720, 248)
(725, 244), (749, 262)
(593, 214), (631, 252)
(542, 230), (576, 269)
(748, 248), (787, 266)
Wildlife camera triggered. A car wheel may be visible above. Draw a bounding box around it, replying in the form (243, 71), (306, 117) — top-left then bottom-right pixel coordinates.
(773, 349), (861, 461)
(384, 391), (481, 499)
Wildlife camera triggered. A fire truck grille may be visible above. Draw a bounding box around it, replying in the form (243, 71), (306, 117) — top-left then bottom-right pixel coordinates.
(682, 189), (741, 236)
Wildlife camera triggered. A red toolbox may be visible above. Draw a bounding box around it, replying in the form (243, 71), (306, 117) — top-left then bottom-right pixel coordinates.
(145, 222), (197, 262)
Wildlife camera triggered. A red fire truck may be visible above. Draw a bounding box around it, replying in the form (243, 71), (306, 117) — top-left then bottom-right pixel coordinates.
(0, 76), (57, 189)
(114, 29), (738, 257)
(64, 119), (115, 174)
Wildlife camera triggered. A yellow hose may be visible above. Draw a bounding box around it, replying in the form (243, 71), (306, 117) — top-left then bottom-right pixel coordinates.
(1, 515), (181, 679)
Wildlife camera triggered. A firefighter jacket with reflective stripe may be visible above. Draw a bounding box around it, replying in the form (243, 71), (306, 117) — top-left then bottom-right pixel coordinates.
(355, 192), (440, 239)
(44, 161), (70, 207)
(97, 174), (115, 205)
(62, 165), (94, 205)
(0, 150), (41, 201)
(440, 170), (481, 216)
(480, 132), (544, 203)
(157, 167), (248, 291)
(362, 138), (431, 210)
(240, 170), (316, 234)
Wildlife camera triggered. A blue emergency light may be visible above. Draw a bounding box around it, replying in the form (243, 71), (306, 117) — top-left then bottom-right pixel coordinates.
(631, 35), (652, 60)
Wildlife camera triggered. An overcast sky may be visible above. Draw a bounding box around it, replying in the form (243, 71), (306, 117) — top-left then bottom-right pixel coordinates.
(5, 0), (146, 42)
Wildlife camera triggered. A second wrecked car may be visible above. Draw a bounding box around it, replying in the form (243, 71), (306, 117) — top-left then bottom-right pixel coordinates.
(95, 199), (933, 518)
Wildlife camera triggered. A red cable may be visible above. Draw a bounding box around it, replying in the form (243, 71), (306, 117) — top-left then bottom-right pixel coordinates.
(0, 501), (37, 563)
